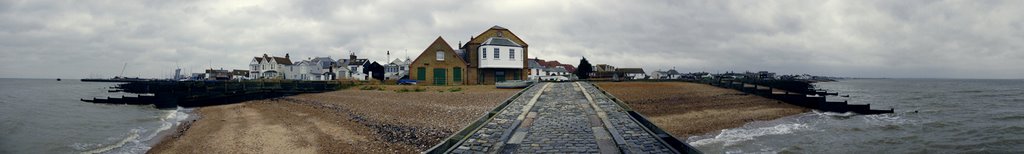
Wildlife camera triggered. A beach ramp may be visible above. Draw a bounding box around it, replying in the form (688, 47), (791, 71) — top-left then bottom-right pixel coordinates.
(425, 82), (701, 154)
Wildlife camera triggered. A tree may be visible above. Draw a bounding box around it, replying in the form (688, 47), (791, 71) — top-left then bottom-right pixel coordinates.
(575, 57), (593, 79)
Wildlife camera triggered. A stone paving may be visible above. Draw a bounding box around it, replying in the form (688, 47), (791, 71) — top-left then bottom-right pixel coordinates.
(451, 82), (674, 154)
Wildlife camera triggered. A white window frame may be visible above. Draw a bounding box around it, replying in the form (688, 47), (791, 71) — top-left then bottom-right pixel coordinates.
(436, 50), (444, 61)
(494, 48), (500, 59)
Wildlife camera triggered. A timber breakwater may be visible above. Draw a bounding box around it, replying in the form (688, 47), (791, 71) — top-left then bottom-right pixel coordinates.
(80, 80), (346, 109)
(699, 79), (893, 114)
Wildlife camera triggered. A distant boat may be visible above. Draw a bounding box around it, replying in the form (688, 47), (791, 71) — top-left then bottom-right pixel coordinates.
(56, 78), (61, 81)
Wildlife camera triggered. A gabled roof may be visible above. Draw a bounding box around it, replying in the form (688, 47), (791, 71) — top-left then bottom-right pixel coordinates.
(466, 25), (528, 47)
(560, 64), (576, 73)
(272, 57), (292, 65)
(410, 36), (468, 67)
(528, 59), (543, 68)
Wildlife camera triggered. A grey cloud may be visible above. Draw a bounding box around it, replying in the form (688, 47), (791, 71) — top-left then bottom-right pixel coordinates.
(0, 0), (1021, 79)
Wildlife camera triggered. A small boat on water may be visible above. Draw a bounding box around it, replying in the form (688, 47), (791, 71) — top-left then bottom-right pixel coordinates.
(496, 80), (532, 89)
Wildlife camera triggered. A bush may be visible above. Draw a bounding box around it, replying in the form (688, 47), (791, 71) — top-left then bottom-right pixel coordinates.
(448, 87), (463, 92)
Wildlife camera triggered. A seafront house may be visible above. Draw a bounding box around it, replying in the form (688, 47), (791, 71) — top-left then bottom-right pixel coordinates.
(231, 70), (249, 80)
(289, 57), (343, 80)
(339, 53), (370, 80)
(385, 58), (412, 80)
(249, 54), (294, 79)
(591, 64), (617, 78)
(527, 58), (576, 80)
(615, 68), (647, 80)
(409, 37), (468, 85)
(651, 69), (681, 79)
(458, 26), (529, 84)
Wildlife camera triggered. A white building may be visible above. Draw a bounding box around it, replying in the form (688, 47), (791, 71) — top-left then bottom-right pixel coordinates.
(385, 58), (411, 80)
(339, 53), (370, 80)
(651, 69), (682, 79)
(477, 37), (524, 69)
(289, 57), (343, 80)
(249, 54), (294, 79)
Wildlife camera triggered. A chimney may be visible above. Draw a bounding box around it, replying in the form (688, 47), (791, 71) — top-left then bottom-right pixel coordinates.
(350, 52), (357, 61)
(285, 53), (289, 59)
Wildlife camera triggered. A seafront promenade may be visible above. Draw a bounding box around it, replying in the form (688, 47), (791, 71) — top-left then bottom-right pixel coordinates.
(444, 82), (686, 153)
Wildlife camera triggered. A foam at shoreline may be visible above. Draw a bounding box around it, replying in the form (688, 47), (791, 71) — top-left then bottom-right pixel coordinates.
(80, 107), (191, 154)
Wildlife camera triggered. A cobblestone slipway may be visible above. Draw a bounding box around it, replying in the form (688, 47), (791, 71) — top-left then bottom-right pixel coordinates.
(451, 82), (674, 154)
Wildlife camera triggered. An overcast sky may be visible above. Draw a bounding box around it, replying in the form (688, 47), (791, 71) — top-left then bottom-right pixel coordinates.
(1, 0), (1022, 79)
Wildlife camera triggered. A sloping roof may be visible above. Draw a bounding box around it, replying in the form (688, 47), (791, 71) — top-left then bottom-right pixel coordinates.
(483, 37), (521, 47)
(615, 68), (645, 74)
(528, 59), (543, 68)
(561, 64), (577, 73)
(666, 69), (680, 75)
(272, 57), (292, 65)
(409, 36), (468, 67)
(491, 25), (507, 30)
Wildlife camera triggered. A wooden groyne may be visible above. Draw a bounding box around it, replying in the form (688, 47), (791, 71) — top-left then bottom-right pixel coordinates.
(701, 79), (893, 114)
(81, 80), (348, 109)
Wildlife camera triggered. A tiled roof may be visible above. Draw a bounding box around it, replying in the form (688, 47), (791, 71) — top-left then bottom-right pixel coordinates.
(272, 57), (292, 65)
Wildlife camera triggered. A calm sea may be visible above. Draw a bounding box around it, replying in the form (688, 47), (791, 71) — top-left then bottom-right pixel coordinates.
(0, 79), (189, 154)
(688, 79), (1024, 153)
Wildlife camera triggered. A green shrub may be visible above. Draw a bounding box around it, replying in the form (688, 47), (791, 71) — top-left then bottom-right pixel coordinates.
(448, 87), (463, 92)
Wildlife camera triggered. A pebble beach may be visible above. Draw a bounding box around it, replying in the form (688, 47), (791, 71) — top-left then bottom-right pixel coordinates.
(595, 82), (810, 138)
(147, 85), (519, 153)
(147, 82), (808, 153)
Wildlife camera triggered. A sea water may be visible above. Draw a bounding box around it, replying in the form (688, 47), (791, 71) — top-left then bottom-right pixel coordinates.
(0, 78), (190, 153)
(688, 79), (1024, 153)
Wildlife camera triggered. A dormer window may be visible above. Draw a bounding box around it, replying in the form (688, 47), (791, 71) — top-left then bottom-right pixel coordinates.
(482, 48), (487, 59)
(436, 50), (444, 61)
(510, 49), (515, 60)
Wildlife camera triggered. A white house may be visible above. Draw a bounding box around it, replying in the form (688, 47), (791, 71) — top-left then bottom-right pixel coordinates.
(651, 69), (682, 79)
(249, 54), (294, 79)
(477, 37), (524, 69)
(288, 57), (342, 80)
(339, 53), (370, 80)
(384, 58), (411, 80)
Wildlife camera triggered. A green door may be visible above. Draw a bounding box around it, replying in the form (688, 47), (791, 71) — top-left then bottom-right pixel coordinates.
(417, 67), (426, 80)
(433, 68), (446, 85)
(453, 67), (462, 82)
(495, 71), (506, 82)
